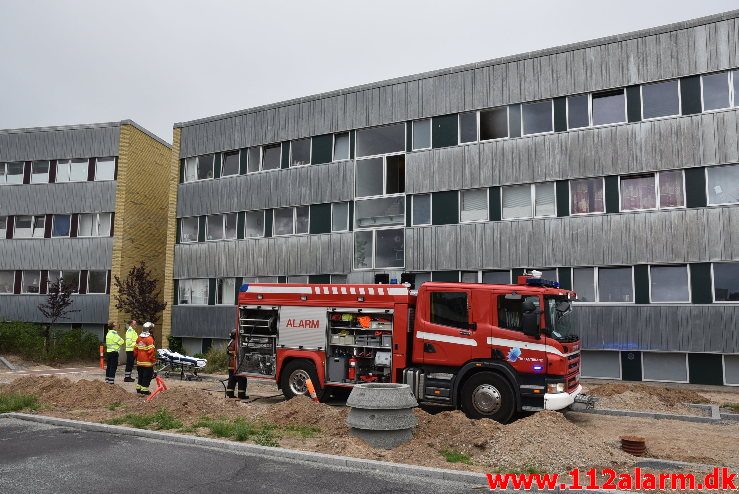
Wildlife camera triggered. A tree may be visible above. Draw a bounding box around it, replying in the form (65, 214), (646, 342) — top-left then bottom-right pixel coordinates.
(37, 278), (79, 355)
(113, 261), (167, 325)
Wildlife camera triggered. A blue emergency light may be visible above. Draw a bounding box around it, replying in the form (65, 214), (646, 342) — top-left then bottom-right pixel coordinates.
(525, 278), (560, 288)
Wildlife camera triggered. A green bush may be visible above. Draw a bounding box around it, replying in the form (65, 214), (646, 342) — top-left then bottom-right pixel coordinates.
(0, 392), (39, 413)
(202, 346), (229, 374)
(0, 322), (99, 363)
(167, 335), (183, 353)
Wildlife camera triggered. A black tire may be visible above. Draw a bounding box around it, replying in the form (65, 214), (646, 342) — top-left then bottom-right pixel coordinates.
(460, 372), (515, 423)
(280, 359), (323, 401)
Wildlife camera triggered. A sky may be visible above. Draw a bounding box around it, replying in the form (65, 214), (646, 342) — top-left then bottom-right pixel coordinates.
(0, 1), (737, 142)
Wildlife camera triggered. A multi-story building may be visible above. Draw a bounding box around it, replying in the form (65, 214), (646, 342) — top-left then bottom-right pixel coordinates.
(164, 10), (739, 385)
(0, 121), (171, 340)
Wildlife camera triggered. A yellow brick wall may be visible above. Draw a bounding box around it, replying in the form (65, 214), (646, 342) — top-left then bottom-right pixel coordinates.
(108, 124), (172, 344)
(159, 128), (181, 343)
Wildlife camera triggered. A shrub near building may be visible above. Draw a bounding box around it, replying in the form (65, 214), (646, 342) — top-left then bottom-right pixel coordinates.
(0, 322), (99, 363)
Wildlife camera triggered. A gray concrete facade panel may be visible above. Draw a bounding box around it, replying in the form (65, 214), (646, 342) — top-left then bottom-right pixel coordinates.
(173, 233), (353, 278)
(0, 125), (120, 161)
(0, 182), (117, 215)
(0, 294), (110, 324)
(575, 304), (739, 354)
(406, 110), (739, 193)
(178, 14), (739, 157)
(176, 161), (353, 217)
(0, 238), (113, 270)
(171, 305), (235, 339)
(405, 207), (739, 271)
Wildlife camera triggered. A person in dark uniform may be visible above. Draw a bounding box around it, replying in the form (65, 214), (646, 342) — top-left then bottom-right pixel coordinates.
(226, 329), (248, 400)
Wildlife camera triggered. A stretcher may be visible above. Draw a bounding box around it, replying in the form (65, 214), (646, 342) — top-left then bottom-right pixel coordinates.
(155, 349), (207, 381)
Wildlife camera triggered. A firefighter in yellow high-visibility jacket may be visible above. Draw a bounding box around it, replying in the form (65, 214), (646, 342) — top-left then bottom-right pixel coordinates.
(124, 320), (139, 382)
(104, 322), (124, 385)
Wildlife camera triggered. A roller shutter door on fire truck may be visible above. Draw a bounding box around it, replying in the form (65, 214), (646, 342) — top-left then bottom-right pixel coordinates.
(278, 306), (327, 350)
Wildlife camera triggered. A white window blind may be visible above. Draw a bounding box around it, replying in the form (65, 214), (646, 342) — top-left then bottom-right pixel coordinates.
(502, 185), (532, 219)
(534, 182), (556, 217)
(460, 189), (488, 222)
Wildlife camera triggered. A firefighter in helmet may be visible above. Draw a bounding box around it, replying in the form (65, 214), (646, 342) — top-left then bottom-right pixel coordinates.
(227, 329), (248, 400)
(134, 322), (157, 395)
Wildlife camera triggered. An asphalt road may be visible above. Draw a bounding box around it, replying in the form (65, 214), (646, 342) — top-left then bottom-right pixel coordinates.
(0, 418), (484, 494)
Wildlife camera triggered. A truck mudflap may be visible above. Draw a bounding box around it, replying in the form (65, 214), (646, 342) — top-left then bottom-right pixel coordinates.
(544, 384), (582, 411)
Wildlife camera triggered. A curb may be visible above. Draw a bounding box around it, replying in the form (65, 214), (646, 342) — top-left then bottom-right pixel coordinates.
(571, 406), (722, 424)
(1, 412), (486, 486)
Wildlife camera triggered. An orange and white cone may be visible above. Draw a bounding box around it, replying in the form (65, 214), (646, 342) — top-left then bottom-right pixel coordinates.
(146, 375), (168, 402)
(305, 378), (319, 402)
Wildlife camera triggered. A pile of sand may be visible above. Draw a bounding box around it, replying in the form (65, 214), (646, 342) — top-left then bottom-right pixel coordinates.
(587, 383), (710, 415)
(481, 411), (633, 471)
(2, 376), (135, 408)
(413, 409), (502, 452)
(256, 395), (349, 433)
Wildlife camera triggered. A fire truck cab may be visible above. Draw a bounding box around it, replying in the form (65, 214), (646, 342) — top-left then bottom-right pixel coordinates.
(235, 274), (581, 423)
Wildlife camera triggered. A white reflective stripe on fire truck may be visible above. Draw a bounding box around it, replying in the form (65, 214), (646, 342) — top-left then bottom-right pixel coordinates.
(246, 285), (313, 294)
(323, 287), (329, 294)
(378, 287), (385, 295)
(349, 288), (356, 294)
(387, 287), (409, 295)
(340, 287), (347, 294)
(486, 337), (565, 357)
(332, 287), (338, 295)
(417, 331), (478, 347)
(368, 287), (375, 295)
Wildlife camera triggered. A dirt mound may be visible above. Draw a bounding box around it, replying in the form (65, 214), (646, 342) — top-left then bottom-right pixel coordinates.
(414, 409), (502, 452)
(139, 386), (243, 419)
(589, 383), (709, 407)
(260, 395), (348, 433)
(481, 411), (633, 471)
(3, 376), (135, 408)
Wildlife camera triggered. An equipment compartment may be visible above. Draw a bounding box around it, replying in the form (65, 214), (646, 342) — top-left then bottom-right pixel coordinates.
(237, 307), (278, 377)
(326, 309), (393, 384)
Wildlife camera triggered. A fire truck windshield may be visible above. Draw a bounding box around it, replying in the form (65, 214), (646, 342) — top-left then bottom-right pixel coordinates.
(545, 296), (576, 341)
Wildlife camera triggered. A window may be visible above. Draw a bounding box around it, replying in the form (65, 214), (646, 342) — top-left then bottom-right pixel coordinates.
(734, 70), (739, 107)
(0, 216), (6, 238)
(51, 215), (71, 237)
(206, 213), (237, 241)
(570, 178), (604, 214)
(333, 132), (350, 161)
(87, 271), (108, 294)
(459, 112), (478, 143)
(355, 123), (405, 158)
(290, 139), (311, 166)
(521, 100), (552, 135)
(597, 267), (633, 302)
(180, 217), (199, 243)
(14, 216), (44, 239)
(178, 279), (209, 305)
(460, 271), (479, 283)
(713, 262), (739, 301)
(31, 161), (49, 184)
(353, 228), (404, 269)
(216, 278), (236, 305)
(460, 189), (488, 222)
(592, 89), (626, 125)
(479, 108), (509, 141)
(702, 72), (731, 111)
(330, 274), (348, 284)
(0, 162), (24, 185)
(537, 268), (558, 282)
(650, 265), (689, 302)
(262, 144), (281, 170)
(331, 202), (349, 232)
(572, 268), (595, 302)
(221, 151), (239, 177)
(183, 157), (197, 182)
(287, 275), (308, 284)
(355, 155), (404, 198)
(354, 196), (405, 228)
(620, 171), (684, 211)
(483, 270), (510, 284)
(78, 213), (111, 237)
(642, 80), (680, 119)
(48, 270), (80, 293)
(247, 147), (261, 173)
(412, 194), (431, 226)
(245, 211), (265, 238)
(706, 164), (739, 205)
(56, 159), (89, 182)
(197, 154), (215, 180)
(412, 119), (431, 150)
(0, 271), (13, 293)
(430, 292), (469, 329)
(273, 207), (309, 236)
(501, 183), (555, 219)
(295, 206), (309, 234)
(21, 271), (41, 294)
(567, 94), (590, 129)
(94, 157), (116, 181)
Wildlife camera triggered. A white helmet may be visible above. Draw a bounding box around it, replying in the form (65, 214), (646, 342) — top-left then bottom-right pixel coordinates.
(143, 322), (154, 329)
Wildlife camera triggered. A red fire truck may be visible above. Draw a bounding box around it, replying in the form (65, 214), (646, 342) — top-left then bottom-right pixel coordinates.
(235, 274), (582, 423)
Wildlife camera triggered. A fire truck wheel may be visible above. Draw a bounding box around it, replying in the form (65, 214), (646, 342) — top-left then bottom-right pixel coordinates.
(460, 372), (514, 423)
(280, 359), (323, 400)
